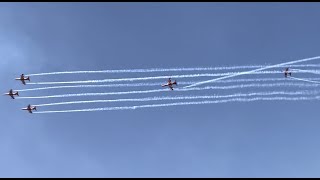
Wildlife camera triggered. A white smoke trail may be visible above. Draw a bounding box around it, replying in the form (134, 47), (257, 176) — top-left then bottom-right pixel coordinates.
(289, 77), (320, 84)
(25, 64), (320, 76)
(33, 96), (320, 114)
(18, 89), (167, 99)
(34, 90), (320, 107)
(291, 68), (315, 72)
(15, 77), (320, 92)
(16, 82), (320, 99)
(15, 83), (168, 92)
(184, 56), (320, 88)
(26, 70), (320, 85)
(289, 68), (320, 75)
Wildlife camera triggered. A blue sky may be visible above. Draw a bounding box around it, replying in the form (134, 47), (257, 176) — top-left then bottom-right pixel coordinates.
(1, 3), (320, 177)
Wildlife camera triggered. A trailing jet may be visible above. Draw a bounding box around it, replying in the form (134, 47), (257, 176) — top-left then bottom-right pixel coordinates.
(15, 74), (30, 85)
(4, 89), (19, 99)
(284, 68), (292, 78)
(22, 104), (37, 113)
(161, 78), (177, 90)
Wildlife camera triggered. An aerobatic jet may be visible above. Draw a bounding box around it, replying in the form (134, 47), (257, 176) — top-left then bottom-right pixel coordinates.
(22, 104), (37, 113)
(284, 68), (292, 78)
(161, 78), (177, 90)
(15, 74), (30, 85)
(4, 89), (19, 99)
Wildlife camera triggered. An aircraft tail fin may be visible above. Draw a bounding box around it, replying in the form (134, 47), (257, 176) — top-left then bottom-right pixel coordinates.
(173, 81), (177, 85)
(16, 92), (19, 96)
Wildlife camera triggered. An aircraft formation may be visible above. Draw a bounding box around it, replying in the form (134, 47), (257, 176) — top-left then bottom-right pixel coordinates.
(4, 68), (295, 114)
(5, 73), (179, 113)
(5, 74), (36, 113)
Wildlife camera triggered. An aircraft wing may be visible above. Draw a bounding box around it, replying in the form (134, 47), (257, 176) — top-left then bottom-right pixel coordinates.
(21, 79), (26, 85)
(169, 85), (173, 90)
(10, 95), (15, 99)
(28, 109), (32, 113)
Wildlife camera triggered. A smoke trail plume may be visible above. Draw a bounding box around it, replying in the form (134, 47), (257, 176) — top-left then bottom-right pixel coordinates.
(26, 70), (320, 85)
(25, 64), (320, 76)
(15, 77), (320, 92)
(184, 56), (320, 88)
(34, 90), (320, 107)
(34, 96), (320, 114)
(16, 82), (320, 99)
(289, 77), (320, 84)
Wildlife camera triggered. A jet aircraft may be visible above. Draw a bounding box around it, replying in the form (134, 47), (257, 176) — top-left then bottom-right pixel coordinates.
(4, 89), (19, 99)
(15, 74), (30, 85)
(161, 78), (177, 90)
(284, 68), (292, 78)
(22, 104), (37, 113)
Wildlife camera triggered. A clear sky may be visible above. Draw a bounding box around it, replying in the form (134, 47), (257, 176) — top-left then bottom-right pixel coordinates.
(1, 2), (320, 178)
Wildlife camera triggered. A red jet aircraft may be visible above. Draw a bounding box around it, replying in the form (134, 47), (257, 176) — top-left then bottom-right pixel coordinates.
(15, 74), (30, 85)
(4, 89), (19, 99)
(22, 104), (37, 113)
(284, 68), (292, 78)
(161, 78), (177, 90)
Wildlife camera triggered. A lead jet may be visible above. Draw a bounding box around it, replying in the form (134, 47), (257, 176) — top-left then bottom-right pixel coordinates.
(15, 74), (30, 85)
(161, 78), (177, 90)
(4, 89), (19, 99)
(284, 68), (292, 78)
(22, 104), (37, 113)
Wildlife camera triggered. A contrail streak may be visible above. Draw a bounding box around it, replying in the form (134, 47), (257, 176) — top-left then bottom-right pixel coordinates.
(34, 90), (320, 107)
(25, 64), (320, 76)
(15, 83), (171, 92)
(289, 77), (320, 84)
(184, 56), (320, 88)
(14, 77), (320, 92)
(290, 68), (315, 72)
(290, 68), (320, 75)
(26, 70), (320, 85)
(16, 82), (320, 99)
(33, 96), (320, 114)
